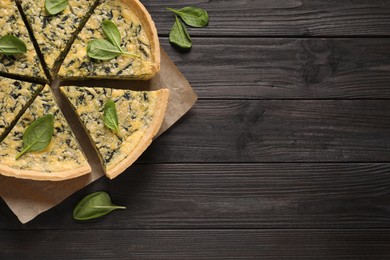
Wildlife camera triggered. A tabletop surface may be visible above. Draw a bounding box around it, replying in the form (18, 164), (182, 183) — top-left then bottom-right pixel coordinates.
(1, 0), (390, 258)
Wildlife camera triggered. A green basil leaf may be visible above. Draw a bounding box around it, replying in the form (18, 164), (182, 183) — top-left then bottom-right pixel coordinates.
(169, 15), (192, 49)
(167, 6), (209, 28)
(0, 35), (27, 55)
(87, 39), (122, 60)
(103, 99), (120, 133)
(73, 191), (126, 221)
(102, 19), (122, 51)
(16, 114), (54, 159)
(45, 0), (68, 15)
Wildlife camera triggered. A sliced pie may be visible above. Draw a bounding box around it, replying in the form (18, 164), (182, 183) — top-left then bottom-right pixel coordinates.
(0, 0), (46, 80)
(60, 86), (169, 179)
(0, 85), (91, 181)
(20, 0), (98, 72)
(0, 76), (43, 141)
(59, 0), (160, 80)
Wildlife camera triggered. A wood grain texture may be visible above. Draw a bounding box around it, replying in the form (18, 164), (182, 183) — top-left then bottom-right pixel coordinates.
(137, 100), (390, 163)
(1, 0), (390, 258)
(145, 0), (390, 36)
(1, 229), (390, 259)
(1, 163), (390, 229)
(161, 38), (390, 99)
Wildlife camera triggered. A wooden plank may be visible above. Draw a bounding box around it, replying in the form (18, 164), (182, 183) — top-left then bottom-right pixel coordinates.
(161, 38), (390, 99)
(2, 163), (390, 229)
(1, 229), (390, 258)
(140, 100), (390, 163)
(145, 0), (390, 36)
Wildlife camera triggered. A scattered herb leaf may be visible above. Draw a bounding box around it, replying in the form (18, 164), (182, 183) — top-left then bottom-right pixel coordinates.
(87, 39), (123, 60)
(103, 99), (120, 133)
(16, 114), (54, 160)
(102, 19), (122, 51)
(169, 15), (192, 49)
(87, 20), (139, 60)
(167, 6), (209, 27)
(73, 191), (126, 221)
(45, 0), (68, 15)
(0, 35), (27, 55)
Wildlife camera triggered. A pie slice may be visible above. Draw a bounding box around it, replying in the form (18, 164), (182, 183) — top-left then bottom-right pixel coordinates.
(0, 85), (91, 181)
(60, 86), (169, 179)
(59, 0), (160, 80)
(0, 76), (44, 141)
(0, 0), (46, 81)
(20, 0), (98, 73)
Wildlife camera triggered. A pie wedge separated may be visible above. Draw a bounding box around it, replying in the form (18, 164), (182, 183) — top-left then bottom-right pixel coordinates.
(0, 76), (44, 140)
(61, 86), (169, 179)
(0, 85), (91, 181)
(59, 0), (160, 80)
(0, 0), (46, 80)
(20, 0), (98, 72)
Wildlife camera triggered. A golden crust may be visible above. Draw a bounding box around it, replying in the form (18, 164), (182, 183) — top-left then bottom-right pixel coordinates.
(120, 0), (161, 78)
(0, 164), (91, 181)
(106, 89), (169, 179)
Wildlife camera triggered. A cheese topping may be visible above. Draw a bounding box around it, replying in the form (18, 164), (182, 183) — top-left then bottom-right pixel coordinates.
(61, 86), (166, 173)
(0, 0), (46, 79)
(0, 76), (43, 139)
(0, 85), (90, 177)
(21, 0), (97, 70)
(59, 0), (154, 79)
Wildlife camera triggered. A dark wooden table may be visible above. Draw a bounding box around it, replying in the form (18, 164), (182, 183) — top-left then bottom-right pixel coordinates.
(1, 0), (390, 258)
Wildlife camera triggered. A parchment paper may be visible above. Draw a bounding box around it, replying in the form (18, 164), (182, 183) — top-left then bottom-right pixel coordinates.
(0, 48), (198, 223)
